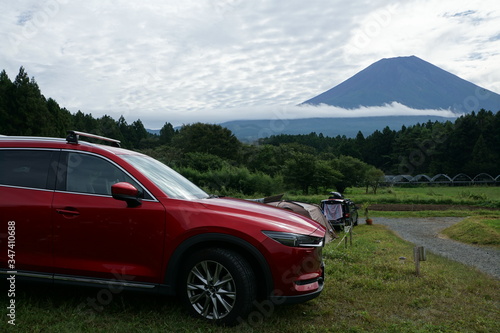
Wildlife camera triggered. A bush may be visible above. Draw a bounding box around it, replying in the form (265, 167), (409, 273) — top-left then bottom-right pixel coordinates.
(176, 165), (283, 196)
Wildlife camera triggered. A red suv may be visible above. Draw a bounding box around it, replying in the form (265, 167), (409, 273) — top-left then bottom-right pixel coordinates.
(0, 131), (325, 325)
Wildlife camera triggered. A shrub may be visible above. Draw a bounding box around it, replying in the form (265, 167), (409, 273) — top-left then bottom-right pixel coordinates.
(177, 165), (283, 196)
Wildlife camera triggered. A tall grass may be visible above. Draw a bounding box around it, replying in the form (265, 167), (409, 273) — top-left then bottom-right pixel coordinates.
(442, 217), (500, 247)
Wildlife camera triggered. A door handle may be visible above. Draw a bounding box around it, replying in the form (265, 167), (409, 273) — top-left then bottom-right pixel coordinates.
(56, 208), (80, 216)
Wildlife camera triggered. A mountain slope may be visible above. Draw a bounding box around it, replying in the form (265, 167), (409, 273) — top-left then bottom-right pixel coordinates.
(302, 56), (500, 113)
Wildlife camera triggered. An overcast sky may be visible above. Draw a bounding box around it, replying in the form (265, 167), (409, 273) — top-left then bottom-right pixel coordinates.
(1, 0), (499, 128)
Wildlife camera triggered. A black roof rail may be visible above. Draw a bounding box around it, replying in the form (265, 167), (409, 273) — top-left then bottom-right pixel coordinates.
(66, 130), (121, 147)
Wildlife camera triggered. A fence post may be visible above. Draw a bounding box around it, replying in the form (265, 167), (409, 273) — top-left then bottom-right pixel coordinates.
(414, 246), (426, 276)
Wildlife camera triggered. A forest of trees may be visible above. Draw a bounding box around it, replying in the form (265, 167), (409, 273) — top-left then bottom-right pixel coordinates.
(259, 109), (500, 177)
(1, 67), (499, 196)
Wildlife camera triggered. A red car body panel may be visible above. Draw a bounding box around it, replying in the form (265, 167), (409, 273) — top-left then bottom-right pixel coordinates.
(52, 192), (166, 283)
(0, 187), (53, 273)
(156, 196), (324, 296)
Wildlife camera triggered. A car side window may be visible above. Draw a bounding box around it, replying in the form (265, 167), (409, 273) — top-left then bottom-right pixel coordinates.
(62, 152), (146, 197)
(0, 149), (58, 190)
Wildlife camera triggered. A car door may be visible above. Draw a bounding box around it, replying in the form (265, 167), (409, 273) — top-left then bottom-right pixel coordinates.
(51, 151), (166, 284)
(0, 149), (58, 275)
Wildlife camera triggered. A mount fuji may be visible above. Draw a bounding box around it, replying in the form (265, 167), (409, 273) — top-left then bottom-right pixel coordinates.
(301, 55), (500, 113)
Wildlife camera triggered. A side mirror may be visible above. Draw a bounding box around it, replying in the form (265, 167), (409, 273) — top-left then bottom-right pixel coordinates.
(111, 182), (142, 207)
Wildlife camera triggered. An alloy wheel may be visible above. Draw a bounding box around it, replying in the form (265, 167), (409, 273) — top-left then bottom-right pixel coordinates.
(186, 260), (236, 320)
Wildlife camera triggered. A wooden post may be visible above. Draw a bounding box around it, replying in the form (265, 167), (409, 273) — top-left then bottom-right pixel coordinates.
(414, 246), (426, 276)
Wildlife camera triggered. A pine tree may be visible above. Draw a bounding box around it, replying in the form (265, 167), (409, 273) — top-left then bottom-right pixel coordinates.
(0, 70), (13, 134)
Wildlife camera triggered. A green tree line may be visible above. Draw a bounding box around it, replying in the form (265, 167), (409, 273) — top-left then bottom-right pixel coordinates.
(260, 109), (500, 177)
(1, 67), (498, 196)
(0, 67), (151, 149)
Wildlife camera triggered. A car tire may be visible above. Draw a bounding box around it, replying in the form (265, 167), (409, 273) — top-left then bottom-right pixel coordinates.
(179, 248), (256, 326)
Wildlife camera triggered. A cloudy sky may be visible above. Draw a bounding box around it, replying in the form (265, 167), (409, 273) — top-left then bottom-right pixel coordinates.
(1, 0), (499, 128)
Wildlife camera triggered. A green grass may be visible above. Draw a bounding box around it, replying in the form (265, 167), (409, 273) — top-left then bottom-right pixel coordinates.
(285, 186), (500, 209)
(2, 225), (499, 332)
(369, 209), (499, 218)
(441, 216), (500, 247)
(350, 186), (499, 206)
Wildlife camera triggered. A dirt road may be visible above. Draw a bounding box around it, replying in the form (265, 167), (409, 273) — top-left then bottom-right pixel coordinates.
(374, 217), (500, 279)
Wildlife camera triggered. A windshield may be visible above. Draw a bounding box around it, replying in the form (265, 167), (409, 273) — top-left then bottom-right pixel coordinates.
(121, 154), (208, 200)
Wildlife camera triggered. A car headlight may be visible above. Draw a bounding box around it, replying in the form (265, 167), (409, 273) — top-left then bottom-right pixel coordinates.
(262, 231), (324, 247)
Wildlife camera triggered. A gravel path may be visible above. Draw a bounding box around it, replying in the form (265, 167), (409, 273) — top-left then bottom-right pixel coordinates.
(374, 217), (500, 279)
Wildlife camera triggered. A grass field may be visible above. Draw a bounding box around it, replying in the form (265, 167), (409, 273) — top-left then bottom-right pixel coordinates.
(2, 224), (499, 332)
(2, 186), (499, 332)
(286, 185), (500, 209)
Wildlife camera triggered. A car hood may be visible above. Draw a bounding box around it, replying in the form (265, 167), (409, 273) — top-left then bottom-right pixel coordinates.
(197, 197), (324, 236)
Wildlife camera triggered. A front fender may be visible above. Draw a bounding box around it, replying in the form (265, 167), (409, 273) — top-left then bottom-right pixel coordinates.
(162, 232), (273, 298)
